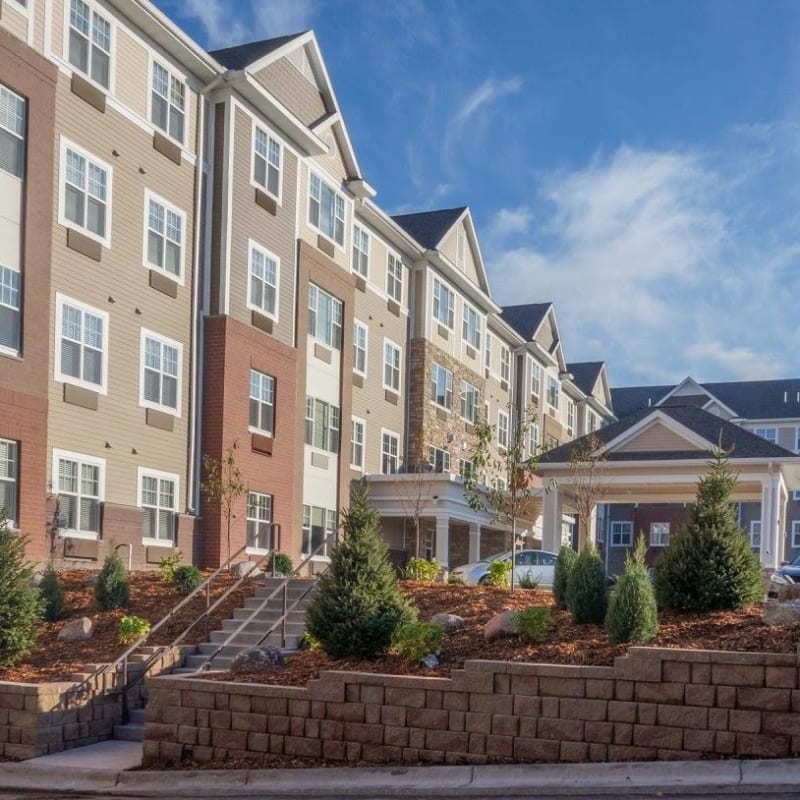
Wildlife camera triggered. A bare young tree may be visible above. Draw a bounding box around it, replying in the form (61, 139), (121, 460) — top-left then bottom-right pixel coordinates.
(567, 433), (608, 550)
(201, 439), (246, 568)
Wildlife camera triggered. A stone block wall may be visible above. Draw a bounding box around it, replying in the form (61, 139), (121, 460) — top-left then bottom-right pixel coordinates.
(142, 647), (800, 767)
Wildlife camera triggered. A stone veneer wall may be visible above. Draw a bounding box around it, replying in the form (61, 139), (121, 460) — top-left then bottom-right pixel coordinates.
(142, 647), (800, 767)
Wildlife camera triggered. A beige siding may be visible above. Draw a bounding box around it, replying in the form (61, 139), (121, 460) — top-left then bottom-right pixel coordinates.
(309, 126), (348, 182)
(114, 28), (148, 119)
(538, 315), (557, 352)
(227, 104), (297, 347)
(48, 73), (198, 509)
(253, 56), (327, 127)
(616, 423), (704, 453)
(0, 0), (28, 41)
(32, 0), (44, 51)
(440, 220), (481, 286)
(50, 0), (64, 60)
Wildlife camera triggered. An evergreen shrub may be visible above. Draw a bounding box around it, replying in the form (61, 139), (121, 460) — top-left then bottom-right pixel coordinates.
(605, 536), (658, 645)
(566, 543), (607, 624)
(553, 546), (578, 608)
(94, 552), (130, 610)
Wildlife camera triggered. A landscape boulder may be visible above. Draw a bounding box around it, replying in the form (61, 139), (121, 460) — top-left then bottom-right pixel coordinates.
(58, 616), (94, 641)
(763, 600), (800, 626)
(484, 610), (518, 641)
(430, 612), (464, 631)
(766, 577), (800, 602)
(232, 561), (260, 578)
(230, 645), (285, 675)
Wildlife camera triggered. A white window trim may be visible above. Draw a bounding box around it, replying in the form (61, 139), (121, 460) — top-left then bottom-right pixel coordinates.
(58, 136), (113, 248)
(754, 427), (778, 443)
(430, 361), (453, 411)
(248, 368), (275, 437)
(432, 275), (455, 331)
(138, 327), (182, 417)
(353, 319), (368, 378)
(246, 238), (280, 322)
(147, 57), (188, 148)
(382, 337), (402, 394)
(250, 120), (284, 204)
(308, 169), (347, 250)
(351, 223), (369, 279)
(749, 520), (762, 549)
(460, 380), (479, 424)
(792, 520), (800, 549)
(380, 428), (400, 475)
(610, 520), (633, 547)
(137, 466), (179, 547)
(386, 249), (403, 304)
(0, 265), (21, 359)
(649, 521), (670, 547)
(62, 0), (116, 96)
(52, 448), (105, 540)
(461, 299), (482, 352)
(500, 345), (512, 384)
(142, 189), (186, 285)
(497, 409), (509, 449)
(350, 416), (366, 472)
(5, 0), (29, 15)
(0, 438), (18, 528)
(54, 292), (109, 395)
(795, 426), (800, 454)
(245, 490), (273, 555)
(529, 357), (541, 397)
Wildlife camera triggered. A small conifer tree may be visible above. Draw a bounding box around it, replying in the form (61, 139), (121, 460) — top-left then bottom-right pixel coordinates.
(605, 536), (658, 645)
(95, 551), (130, 610)
(566, 543), (607, 624)
(553, 546), (578, 609)
(653, 449), (763, 612)
(305, 483), (415, 658)
(40, 567), (65, 622)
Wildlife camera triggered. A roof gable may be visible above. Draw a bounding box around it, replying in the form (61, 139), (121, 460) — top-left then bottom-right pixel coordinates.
(568, 361), (613, 410)
(500, 303), (552, 341)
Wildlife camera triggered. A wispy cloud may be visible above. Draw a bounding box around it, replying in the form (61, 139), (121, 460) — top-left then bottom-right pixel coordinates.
(454, 77), (523, 124)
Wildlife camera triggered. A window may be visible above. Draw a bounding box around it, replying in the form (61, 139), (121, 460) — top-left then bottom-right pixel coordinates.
(246, 491), (272, 551)
(0, 85), (25, 178)
(796, 428), (800, 453)
(56, 295), (108, 392)
(566, 399), (575, 433)
(381, 431), (399, 474)
(528, 422), (539, 456)
(305, 397), (340, 453)
(302, 505), (336, 557)
(54, 450), (103, 537)
(68, 0), (111, 89)
(545, 434), (559, 450)
(650, 522), (670, 547)
(61, 140), (111, 243)
(749, 520), (761, 550)
(458, 458), (474, 479)
(755, 428), (777, 443)
(497, 410), (509, 449)
(383, 339), (401, 393)
(547, 375), (560, 409)
(141, 331), (180, 413)
(253, 126), (281, 198)
(430, 362), (453, 409)
(794, 491), (800, 502)
(610, 521), (632, 547)
(248, 242), (279, 319)
(428, 446), (450, 473)
(353, 320), (368, 376)
(386, 253), (403, 303)
(145, 193), (183, 279)
(249, 369), (275, 435)
(309, 172), (344, 246)
(587, 409), (598, 433)
(484, 332), (492, 372)
(461, 381), (479, 424)
(793, 521), (800, 549)
(139, 470), (176, 542)
(151, 62), (185, 143)
(462, 302), (481, 350)
(530, 359), (541, 397)
(0, 266), (20, 354)
(307, 284), (342, 349)
(0, 439), (18, 526)
(351, 224), (369, 277)
(501, 346), (511, 383)
(432, 278), (454, 329)
(350, 418), (365, 470)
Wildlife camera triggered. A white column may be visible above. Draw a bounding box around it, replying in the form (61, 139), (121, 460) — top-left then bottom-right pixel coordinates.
(760, 473), (782, 570)
(578, 505), (598, 551)
(435, 515), (450, 570)
(542, 485), (562, 553)
(468, 522), (481, 563)
(778, 475), (789, 566)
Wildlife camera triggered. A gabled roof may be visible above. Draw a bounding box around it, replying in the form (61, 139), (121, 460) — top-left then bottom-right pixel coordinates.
(210, 33), (306, 70)
(611, 384), (675, 418)
(567, 362), (604, 397)
(500, 303), (552, 341)
(391, 208), (467, 250)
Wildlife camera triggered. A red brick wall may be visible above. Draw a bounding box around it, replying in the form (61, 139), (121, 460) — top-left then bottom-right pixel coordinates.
(633, 506), (690, 567)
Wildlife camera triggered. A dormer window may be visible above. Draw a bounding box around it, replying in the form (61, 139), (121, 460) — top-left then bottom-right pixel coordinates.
(309, 172), (344, 246)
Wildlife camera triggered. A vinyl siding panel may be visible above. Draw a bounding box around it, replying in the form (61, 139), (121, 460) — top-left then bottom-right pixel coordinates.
(50, 0), (64, 60)
(114, 28), (148, 120)
(253, 56), (327, 127)
(0, 1), (28, 41)
(440, 221), (481, 286)
(616, 423), (704, 453)
(310, 126), (348, 182)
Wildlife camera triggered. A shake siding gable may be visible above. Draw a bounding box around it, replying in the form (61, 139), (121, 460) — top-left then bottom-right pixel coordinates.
(252, 56), (327, 127)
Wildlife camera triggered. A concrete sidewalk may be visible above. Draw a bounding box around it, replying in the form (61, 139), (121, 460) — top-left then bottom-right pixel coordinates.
(2, 758), (800, 797)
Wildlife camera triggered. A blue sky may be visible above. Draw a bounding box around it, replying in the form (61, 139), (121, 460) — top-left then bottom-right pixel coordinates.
(156, 0), (800, 387)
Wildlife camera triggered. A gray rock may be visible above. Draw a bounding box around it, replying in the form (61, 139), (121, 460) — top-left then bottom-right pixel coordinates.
(421, 654), (439, 669)
(230, 645), (285, 675)
(58, 616), (94, 641)
(768, 579), (800, 603)
(232, 561), (260, 578)
(484, 610), (518, 641)
(763, 600), (800, 626)
(430, 613), (464, 631)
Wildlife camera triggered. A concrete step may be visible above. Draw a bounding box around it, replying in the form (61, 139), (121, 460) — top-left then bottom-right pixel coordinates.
(209, 627), (304, 646)
(129, 709), (147, 725)
(113, 722), (144, 742)
(182, 653), (234, 671)
(231, 608), (309, 623)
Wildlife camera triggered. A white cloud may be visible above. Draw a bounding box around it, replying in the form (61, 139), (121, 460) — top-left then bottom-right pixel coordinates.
(454, 78), (523, 124)
(486, 207), (533, 240)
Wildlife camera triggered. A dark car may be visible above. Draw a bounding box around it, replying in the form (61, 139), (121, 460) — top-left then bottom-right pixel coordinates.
(775, 554), (800, 582)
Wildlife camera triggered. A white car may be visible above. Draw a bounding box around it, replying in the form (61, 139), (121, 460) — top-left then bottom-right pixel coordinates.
(450, 549), (557, 587)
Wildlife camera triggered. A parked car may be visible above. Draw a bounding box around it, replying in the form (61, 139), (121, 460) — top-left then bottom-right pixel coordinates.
(449, 549), (557, 587)
(775, 554), (800, 582)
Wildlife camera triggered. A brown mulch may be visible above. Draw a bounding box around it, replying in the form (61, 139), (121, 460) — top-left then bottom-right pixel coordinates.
(0, 570), (258, 683)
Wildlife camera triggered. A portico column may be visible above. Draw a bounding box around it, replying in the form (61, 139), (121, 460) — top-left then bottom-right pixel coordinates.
(578, 504), (598, 551)
(435, 515), (450, 570)
(468, 522), (481, 563)
(760, 472), (783, 570)
(542, 485), (562, 553)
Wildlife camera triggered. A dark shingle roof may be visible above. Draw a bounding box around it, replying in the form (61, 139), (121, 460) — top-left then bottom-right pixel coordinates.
(391, 207), (466, 250)
(538, 405), (796, 465)
(567, 362), (604, 397)
(610, 384), (674, 418)
(499, 303), (552, 342)
(210, 33), (306, 70)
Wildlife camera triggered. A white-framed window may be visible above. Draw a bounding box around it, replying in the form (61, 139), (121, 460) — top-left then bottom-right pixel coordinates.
(462, 301), (481, 350)
(432, 277), (454, 329)
(500, 346), (511, 384)
(305, 396), (340, 453)
(55, 294), (108, 393)
(749, 520), (761, 550)
(755, 427), (777, 443)
(0, 85), (25, 178)
(53, 449), (104, 538)
(353, 320), (368, 376)
(0, 439), (18, 527)
(530, 359), (541, 397)
(587, 409), (598, 433)
(794, 491), (800, 502)
(60, 138), (112, 245)
(302, 505), (336, 557)
(650, 521), (670, 547)
(497, 409), (509, 449)
(150, 61), (185, 144)
(566, 398), (575, 433)
(249, 369), (275, 436)
(144, 192), (184, 280)
(67, 0), (112, 90)
(528, 422), (539, 456)
(383, 339), (401, 393)
(381, 431), (399, 474)
(545, 434), (559, 450)
(795, 427), (800, 453)
(430, 362), (453, 409)
(138, 468), (177, 543)
(458, 458), (475, 479)
(610, 520), (632, 547)
(253, 126), (281, 199)
(547, 375), (560, 410)
(484, 331), (492, 372)
(246, 491), (272, 551)
(351, 224), (369, 277)
(792, 520), (800, 549)
(309, 171), (345, 246)
(350, 418), (365, 470)
(0, 265), (21, 355)
(386, 252), (403, 304)
(248, 241), (279, 319)
(461, 381), (479, 424)
(140, 329), (181, 414)
(428, 446), (450, 474)
(308, 284), (342, 349)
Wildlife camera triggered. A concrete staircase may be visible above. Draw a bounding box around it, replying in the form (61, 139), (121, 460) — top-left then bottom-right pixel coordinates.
(113, 708), (146, 742)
